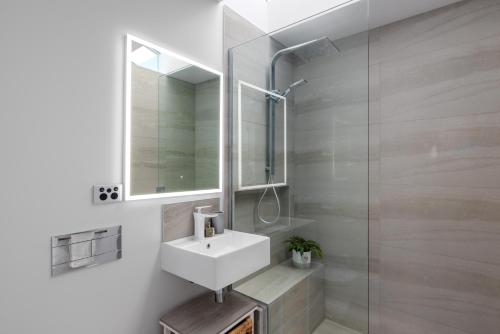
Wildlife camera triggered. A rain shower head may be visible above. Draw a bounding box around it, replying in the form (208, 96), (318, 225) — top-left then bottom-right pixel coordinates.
(270, 37), (339, 69)
(269, 37), (339, 91)
(266, 37), (336, 177)
(292, 37), (340, 62)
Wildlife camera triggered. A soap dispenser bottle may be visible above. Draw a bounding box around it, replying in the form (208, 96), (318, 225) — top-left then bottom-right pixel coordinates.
(193, 206), (209, 241)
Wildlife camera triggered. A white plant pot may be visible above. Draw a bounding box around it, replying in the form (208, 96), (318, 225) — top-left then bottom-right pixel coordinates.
(292, 250), (311, 269)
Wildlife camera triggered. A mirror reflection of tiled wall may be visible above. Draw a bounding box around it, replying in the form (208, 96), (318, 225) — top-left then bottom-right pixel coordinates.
(131, 64), (219, 195)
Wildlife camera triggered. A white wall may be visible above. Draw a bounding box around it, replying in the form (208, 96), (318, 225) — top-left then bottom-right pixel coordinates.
(223, 0), (356, 34)
(223, 0), (359, 35)
(267, 0), (350, 32)
(223, 0), (269, 32)
(0, 0), (222, 333)
(223, 0), (348, 33)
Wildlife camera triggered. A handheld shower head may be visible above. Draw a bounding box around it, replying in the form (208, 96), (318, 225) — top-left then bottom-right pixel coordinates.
(282, 78), (308, 97)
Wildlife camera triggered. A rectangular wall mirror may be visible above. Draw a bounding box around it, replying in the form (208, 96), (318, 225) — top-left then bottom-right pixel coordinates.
(124, 34), (223, 200)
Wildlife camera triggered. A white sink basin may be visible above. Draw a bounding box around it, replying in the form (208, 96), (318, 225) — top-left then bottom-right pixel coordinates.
(161, 230), (270, 290)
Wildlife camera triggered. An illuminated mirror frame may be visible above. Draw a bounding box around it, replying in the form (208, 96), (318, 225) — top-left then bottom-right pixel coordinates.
(124, 34), (224, 200)
(237, 80), (287, 191)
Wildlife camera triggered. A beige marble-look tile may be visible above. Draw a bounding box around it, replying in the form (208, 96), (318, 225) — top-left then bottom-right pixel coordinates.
(369, 183), (381, 333)
(379, 34), (500, 123)
(226, 6), (366, 334)
(131, 65), (160, 195)
(293, 95), (367, 131)
(268, 297), (284, 334)
(234, 260), (323, 305)
(324, 260), (368, 329)
(313, 217), (368, 260)
(370, 3), (500, 332)
(295, 188), (367, 216)
(380, 112), (500, 188)
(130, 178), (157, 196)
(369, 62), (381, 125)
(325, 264), (368, 306)
(194, 79), (220, 190)
(237, 260), (324, 334)
(379, 306), (470, 334)
(293, 38), (370, 328)
(308, 272), (326, 332)
(369, 181), (381, 230)
(283, 279), (307, 319)
(131, 136), (158, 195)
(294, 187), (367, 215)
(279, 280), (310, 333)
(233, 187), (291, 239)
(283, 309), (308, 334)
(325, 297), (368, 334)
(233, 192), (258, 233)
(294, 165), (368, 207)
(368, 270), (381, 334)
(293, 126), (368, 167)
(370, 0), (500, 66)
(379, 245), (500, 333)
(162, 198), (220, 242)
(229, 47), (294, 222)
(131, 106), (158, 139)
(223, 6), (267, 227)
(379, 184), (500, 265)
(131, 64), (160, 111)
(322, 255), (368, 334)
(313, 319), (361, 334)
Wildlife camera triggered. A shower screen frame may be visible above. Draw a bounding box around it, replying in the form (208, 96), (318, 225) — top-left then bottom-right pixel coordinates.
(237, 80), (287, 191)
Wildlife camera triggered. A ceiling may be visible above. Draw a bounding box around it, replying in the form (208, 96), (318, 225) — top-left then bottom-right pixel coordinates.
(270, 0), (368, 46)
(168, 66), (218, 84)
(227, 0), (464, 47)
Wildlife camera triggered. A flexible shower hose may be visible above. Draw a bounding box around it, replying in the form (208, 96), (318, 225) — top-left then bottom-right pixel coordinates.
(257, 174), (281, 224)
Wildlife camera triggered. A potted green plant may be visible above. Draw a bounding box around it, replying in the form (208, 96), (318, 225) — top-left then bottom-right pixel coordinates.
(285, 236), (323, 269)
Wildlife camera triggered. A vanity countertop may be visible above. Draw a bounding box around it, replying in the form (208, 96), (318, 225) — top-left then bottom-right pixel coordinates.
(160, 291), (258, 334)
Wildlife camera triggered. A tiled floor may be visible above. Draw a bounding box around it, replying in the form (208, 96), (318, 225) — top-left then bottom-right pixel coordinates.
(312, 319), (361, 334)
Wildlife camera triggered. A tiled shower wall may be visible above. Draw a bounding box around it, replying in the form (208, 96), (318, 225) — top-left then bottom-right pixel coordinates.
(226, 1), (500, 334)
(224, 7), (299, 265)
(222, 6), (264, 227)
(369, 0), (500, 333)
(293, 33), (369, 333)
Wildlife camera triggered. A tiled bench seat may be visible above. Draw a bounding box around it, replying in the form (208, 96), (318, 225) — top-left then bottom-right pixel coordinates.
(235, 260), (325, 334)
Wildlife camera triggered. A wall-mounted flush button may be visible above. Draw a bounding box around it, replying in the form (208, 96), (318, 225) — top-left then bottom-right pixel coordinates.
(94, 184), (122, 204)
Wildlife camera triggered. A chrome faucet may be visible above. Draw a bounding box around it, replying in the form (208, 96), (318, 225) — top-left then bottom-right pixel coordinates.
(193, 206), (217, 241)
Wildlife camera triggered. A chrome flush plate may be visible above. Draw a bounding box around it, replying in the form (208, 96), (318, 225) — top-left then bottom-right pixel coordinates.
(51, 225), (122, 276)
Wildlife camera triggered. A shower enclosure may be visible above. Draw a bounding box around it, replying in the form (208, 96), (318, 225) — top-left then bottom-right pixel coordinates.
(228, 1), (370, 333)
